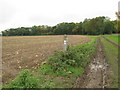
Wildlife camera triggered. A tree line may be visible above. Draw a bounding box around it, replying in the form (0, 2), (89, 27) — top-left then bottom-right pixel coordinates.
(2, 16), (119, 36)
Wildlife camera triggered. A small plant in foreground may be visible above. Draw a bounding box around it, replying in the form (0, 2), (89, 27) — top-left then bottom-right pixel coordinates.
(5, 69), (39, 88)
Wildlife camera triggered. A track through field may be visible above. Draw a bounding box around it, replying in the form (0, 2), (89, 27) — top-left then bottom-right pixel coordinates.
(74, 38), (110, 88)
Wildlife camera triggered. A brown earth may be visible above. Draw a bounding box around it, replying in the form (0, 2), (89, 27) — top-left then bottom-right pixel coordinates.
(2, 35), (91, 84)
(73, 38), (110, 88)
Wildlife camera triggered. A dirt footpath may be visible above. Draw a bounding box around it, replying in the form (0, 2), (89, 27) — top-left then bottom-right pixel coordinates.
(74, 38), (110, 88)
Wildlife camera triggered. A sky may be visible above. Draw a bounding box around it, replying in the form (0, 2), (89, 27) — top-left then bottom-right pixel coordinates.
(0, 0), (119, 31)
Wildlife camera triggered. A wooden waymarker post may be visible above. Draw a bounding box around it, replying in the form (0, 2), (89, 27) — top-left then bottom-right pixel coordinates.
(64, 34), (68, 51)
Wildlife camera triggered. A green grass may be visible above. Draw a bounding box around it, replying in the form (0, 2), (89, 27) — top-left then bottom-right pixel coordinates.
(81, 35), (101, 37)
(38, 64), (84, 77)
(105, 35), (120, 45)
(101, 37), (118, 88)
(4, 69), (43, 88)
(37, 64), (84, 88)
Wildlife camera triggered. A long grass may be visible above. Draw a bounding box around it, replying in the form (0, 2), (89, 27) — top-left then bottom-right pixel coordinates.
(101, 37), (118, 88)
(106, 35), (120, 45)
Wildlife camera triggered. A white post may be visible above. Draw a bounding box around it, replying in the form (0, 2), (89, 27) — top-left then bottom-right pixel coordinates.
(64, 34), (68, 51)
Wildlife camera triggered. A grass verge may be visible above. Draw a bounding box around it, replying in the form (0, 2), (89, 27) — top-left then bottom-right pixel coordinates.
(101, 37), (118, 88)
(105, 35), (120, 45)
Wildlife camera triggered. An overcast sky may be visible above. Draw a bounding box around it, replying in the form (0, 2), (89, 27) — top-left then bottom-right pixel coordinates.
(0, 0), (119, 31)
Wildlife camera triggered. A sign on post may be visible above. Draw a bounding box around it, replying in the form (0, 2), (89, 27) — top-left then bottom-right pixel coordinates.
(64, 34), (68, 51)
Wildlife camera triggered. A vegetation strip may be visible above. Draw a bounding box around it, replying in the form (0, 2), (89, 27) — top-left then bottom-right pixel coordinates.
(106, 35), (120, 45)
(101, 37), (118, 88)
(74, 37), (109, 88)
(4, 37), (96, 88)
(103, 37), (120, 49)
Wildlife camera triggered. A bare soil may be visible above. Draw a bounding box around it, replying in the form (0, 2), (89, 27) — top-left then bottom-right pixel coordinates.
(74, 38), (110, 88)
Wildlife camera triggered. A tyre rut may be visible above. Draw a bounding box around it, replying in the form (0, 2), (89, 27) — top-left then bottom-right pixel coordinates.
(73, 38), (110, 88)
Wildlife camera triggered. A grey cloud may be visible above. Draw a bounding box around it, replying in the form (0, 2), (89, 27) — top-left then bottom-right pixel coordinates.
(28, 15), (61, 25)
(0, 1), (16, 24)
(118, 1), (120, 11)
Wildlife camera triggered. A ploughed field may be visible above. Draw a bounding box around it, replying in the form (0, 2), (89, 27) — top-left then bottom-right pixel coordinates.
(2, 35), (91, 84)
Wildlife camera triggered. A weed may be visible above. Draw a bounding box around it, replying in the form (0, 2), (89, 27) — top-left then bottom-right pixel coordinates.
(4, 69), (40, 88)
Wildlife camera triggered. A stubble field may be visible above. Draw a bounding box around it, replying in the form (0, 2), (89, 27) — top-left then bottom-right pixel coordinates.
(2, 35), (91, 84)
